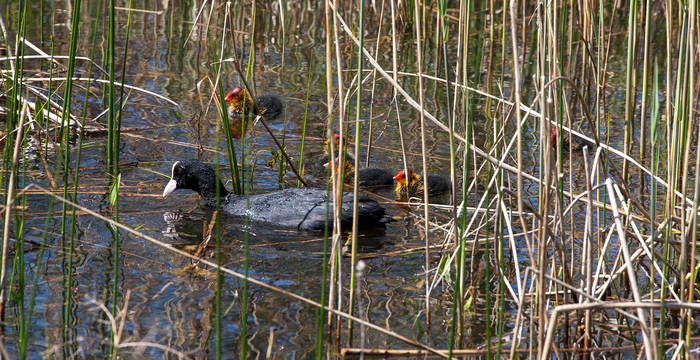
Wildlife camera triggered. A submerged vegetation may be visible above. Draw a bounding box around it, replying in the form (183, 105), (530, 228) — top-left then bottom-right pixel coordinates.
(0, 0), (699, 358)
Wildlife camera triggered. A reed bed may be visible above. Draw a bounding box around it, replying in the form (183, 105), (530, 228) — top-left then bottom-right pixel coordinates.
(0, 0), (698, 359)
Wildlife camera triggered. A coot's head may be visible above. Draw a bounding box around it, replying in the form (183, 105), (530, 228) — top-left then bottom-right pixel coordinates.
(333, 133), (342, 144)
(224, 87), (244, 102)
(224, 87), (251, 113)
(163, 160), (229, 200)
(323, 132), (348, 153)
(393, 169), (421, 187)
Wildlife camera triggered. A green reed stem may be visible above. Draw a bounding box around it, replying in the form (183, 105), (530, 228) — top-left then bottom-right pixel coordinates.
(115, 0), (132, 164)
(108, 3), (133, 336)
(61, 3), (101, 356)
(638, 0), (652, 163)
(56, 0), (81, 336)
(684, 1), (697, 353)
(106, 0), (116, 175)
(649, 60), (662, 358)
(104, 1), (122, 358)
(676, 10), (694, 355)
(661, 15), (689, 356)
(438, 0), (461, 345)
(622, 0), (637, 180)
(14, 151), (27, 359)
(2, 0), (27, 175)
(216, 80), (242, 195)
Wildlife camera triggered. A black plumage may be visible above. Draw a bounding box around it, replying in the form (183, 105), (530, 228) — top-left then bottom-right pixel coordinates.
(163, 160), (389, 232)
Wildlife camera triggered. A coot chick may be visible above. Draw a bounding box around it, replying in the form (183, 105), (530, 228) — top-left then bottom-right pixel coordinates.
(162, 160), (389, 232)
(323, 132), (348, 155)
(550, 127), (596, 152)
(393, 169), (450, 201)
(324, 157), (394, 188)
(224, 87), (283, 119)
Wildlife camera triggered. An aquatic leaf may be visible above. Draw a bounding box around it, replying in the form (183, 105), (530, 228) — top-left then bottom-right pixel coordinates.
(415, 316), (425, 340)
(109, 173), (121, 206)
(437, 254), (452, 283)
(463, 292), (473, 314)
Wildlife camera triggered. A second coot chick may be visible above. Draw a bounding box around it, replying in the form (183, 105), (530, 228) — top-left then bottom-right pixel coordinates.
(323, 132), (348, 155)
(550, 127), (596, 152)
(162, 160), (389, 232)
(224, 87), (283, 119)
(393, 169), (450, 201)
(324, 157), (394, 188)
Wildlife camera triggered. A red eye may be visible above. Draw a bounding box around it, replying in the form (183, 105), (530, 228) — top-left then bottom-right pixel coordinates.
(176, 167), (182, 175)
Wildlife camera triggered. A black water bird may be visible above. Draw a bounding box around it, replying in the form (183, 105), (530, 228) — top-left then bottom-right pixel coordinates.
(324, 157), (394, 188)
(393, 169), (450, 201)
(162, 160), (389, 232)
(224, 87), (283, 119)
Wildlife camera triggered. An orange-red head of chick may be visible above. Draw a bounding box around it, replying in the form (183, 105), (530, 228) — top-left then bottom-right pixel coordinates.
(550, 127), (558, 149)
(393, 169), (423, 200)
(324, 133), (348, 154)
(224, 87), (253, 115)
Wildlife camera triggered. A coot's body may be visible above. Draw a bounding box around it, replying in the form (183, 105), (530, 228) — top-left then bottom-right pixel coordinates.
(325, 157), (394, 189)
(222, 188), (385, 232)
(356, 167), (395, 187)
(425, 174), (450, 196)
(550, 127), (596, 152)
(163, 160), (388, 232)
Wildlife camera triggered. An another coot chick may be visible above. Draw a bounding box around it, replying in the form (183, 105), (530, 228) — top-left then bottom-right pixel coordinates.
(323, 132), (348, 155)
(393, 169), (450, 201)
(550, 127), (596, 152)
(224, 87), (283, 119)
(162, 160), (389, 232)
(324, 157), (394, 188)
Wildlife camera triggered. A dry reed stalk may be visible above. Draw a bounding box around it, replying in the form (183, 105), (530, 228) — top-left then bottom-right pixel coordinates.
(323, 0), (336, 336)
(409, 0), (432, 329)
(606, 178), (655, 358)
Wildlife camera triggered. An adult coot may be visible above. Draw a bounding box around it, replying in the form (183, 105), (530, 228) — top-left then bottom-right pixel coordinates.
(324, 157), (394, 188)
(393, 169), (450, 201)
(224, 87), (283, 119)
(162, 160), (389, 232)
